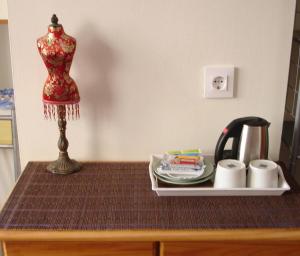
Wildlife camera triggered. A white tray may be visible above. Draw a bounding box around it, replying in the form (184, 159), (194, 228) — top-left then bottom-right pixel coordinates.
(149, 155), (291, 196)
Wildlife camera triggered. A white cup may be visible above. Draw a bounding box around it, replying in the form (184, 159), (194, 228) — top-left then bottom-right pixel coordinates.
(247, 159), (279, 188)
(214, 159), (246, 188)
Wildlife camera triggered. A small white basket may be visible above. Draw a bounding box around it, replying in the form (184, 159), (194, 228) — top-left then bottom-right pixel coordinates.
(149, 155), (291, 196)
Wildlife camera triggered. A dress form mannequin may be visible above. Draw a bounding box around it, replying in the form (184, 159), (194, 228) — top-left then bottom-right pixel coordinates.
(37, 14), (80, 119)
(37, 15), (81, 174)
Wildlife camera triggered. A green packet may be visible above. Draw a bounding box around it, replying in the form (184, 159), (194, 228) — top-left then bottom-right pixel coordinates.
(167, 149), (201, 155)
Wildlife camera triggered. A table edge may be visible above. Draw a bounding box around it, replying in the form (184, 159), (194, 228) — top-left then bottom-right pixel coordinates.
(1, 228), (300, 242)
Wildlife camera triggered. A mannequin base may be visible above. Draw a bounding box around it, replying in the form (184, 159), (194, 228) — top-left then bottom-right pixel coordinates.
(47, 152), (81, 175)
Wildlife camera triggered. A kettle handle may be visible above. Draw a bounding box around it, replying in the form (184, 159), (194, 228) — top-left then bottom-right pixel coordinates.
(214, 127), (240, 164)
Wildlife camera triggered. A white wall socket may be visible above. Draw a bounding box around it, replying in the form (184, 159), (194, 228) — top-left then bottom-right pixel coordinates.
(204, 66), (235, 98)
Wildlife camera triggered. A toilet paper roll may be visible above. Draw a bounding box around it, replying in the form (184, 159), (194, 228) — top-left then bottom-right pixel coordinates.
(214, 159), (246, 188)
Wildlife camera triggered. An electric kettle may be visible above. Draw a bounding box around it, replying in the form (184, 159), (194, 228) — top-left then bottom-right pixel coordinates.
(214, 117), (270, 165)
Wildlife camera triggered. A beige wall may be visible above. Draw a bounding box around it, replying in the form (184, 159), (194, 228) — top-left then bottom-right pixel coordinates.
(0, 0), (8, 19)
(7, 0), (296, 169)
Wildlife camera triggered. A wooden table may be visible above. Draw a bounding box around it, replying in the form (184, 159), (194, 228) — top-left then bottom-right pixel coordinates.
(1, 162), (300, 256)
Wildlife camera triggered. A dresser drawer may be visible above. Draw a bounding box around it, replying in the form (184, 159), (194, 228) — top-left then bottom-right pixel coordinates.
(161, 241), (300, 256)
(3, 241), (155, 256)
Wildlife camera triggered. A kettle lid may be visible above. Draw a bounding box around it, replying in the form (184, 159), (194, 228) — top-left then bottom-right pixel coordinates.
(245, 117), (270, 127)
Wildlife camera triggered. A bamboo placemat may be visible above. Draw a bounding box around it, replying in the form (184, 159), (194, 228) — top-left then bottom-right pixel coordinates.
(0, 161), (300, 230)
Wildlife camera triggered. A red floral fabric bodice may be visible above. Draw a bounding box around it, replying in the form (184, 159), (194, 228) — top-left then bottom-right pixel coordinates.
(37, 25), (80, 119)
(37, 25), (80, 104)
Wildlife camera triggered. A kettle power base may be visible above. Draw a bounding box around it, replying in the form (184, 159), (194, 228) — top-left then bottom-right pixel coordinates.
(149, 155), (290, 197)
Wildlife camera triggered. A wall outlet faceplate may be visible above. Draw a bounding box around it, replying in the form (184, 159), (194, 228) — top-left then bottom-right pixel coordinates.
(204, 66), (235, 98)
